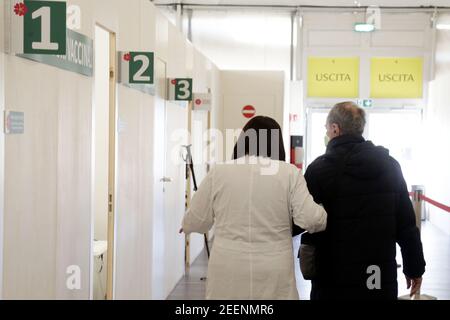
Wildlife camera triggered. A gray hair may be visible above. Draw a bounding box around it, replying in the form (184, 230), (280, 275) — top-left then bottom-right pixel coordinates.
(327, 102), (366, 136)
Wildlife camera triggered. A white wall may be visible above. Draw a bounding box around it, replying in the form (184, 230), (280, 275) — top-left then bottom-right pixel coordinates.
(189, 10), (292, 156)
(3, 0), (93, 298)
(426, 19), (450, 236)
(0, 0), (5, 299)
(1, 0), (222, 300)
(0, 52), (4, 301)
(220, 70), (285, 161)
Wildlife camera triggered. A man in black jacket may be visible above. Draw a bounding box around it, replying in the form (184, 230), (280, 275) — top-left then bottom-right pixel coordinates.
(301, 102), (426, 300)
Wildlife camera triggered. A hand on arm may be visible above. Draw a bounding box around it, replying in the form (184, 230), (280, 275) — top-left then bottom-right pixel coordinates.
(291, 171), (327, 234)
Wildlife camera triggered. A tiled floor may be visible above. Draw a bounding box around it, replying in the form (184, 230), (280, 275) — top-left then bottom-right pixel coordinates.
(167, 250), (208, 300)
(167, 222), (450, 300)
(397, 222), (450, 300)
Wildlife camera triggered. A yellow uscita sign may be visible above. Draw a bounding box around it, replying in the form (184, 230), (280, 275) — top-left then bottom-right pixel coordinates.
(307, 57), (360, 98)
(371, 57), (423, 99)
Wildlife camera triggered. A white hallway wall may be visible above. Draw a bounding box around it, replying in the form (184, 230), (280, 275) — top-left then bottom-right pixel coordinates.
(188, 10), (292, 154)
(1, 0), (221, 299)
(0, 0), (5, 301)
(220, 70), (285, 161)
(426, 20), (450, 236)
(3, 0), (93, 298)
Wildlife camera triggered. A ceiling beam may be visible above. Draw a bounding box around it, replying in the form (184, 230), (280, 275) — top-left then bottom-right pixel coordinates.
(152, 2), (450, 13)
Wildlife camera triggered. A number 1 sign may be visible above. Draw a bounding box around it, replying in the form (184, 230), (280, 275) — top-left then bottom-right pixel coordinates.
(22, 0), (67, 55)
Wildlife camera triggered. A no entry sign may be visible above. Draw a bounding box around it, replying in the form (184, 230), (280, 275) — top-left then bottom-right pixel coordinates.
(192, 93), (212, 111)
(242, 105), (256, 119)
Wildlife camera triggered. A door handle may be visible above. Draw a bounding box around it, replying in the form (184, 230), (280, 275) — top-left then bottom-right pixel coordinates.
(160, 177), (173, 183)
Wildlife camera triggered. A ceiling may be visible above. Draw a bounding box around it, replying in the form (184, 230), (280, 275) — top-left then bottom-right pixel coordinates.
(152, 0), (450, 7)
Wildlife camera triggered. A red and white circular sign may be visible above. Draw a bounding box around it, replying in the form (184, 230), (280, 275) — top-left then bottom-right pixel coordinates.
(195, 99), (202, 106)
(242, 105), (256, 119)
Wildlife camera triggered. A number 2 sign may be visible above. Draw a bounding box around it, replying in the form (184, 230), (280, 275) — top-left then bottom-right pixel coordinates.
(120, 52), (154, 85)
(129, 52), (154, 84)
(22, 0), (67, 55)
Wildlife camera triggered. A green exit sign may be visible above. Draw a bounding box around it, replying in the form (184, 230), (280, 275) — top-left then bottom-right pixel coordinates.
(358, 99), (373, 108)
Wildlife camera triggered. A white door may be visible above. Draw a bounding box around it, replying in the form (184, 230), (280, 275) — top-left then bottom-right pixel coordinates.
(152, 58), (167, 299)
(366, 109), (423, 187)
(163, 101), (187, 296)
(152, 59), (187, 299)
(305, 108), (330, 167)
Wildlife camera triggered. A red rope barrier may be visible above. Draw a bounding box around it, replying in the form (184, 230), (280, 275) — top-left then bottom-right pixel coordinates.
(408, 192), (450, 213)
(419, 195), (450, 213)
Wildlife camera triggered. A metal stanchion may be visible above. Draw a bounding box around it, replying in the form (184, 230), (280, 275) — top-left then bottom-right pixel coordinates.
(412, 185), (425, 233)
(399, 186), (437, 301)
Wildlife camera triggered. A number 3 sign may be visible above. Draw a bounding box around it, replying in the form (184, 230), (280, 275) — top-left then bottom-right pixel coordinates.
(169, 79), (193, 101)
(120, 52), (154, 85)
(19, 0), (67, 55)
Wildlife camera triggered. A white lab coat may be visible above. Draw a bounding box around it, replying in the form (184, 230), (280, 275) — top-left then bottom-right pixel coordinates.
(182, 156), (327, 300)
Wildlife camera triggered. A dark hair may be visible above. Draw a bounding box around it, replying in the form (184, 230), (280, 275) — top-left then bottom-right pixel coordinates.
(232, 116), (286, 162)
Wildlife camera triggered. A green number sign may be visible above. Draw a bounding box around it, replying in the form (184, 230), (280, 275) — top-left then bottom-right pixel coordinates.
(129, 52), (154, 84)
(24, 0), (66, 55)
(175, 79), (193, 101)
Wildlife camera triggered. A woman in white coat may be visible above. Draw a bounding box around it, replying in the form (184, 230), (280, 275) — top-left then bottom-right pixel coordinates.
(181, 116), (327, 300)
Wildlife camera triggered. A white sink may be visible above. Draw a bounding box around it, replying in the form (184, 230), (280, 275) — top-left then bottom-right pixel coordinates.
(93, 240), (108, 257)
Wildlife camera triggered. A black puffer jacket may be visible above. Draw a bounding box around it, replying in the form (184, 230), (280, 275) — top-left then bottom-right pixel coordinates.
(300, 135), (426, 300)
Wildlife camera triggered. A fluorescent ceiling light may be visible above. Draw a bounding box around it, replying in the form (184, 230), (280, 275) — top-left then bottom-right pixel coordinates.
(436, 23), (450, 30)
(354, 23), (375, 32)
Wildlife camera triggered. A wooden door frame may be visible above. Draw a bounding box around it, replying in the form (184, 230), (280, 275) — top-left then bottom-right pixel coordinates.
(106, 29), (117, 301)
(184, 102), (212, 272)
(91, 24), (116, 301)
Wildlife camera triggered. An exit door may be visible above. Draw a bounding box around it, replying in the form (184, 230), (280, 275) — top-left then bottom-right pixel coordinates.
(306, 107), (423, 187)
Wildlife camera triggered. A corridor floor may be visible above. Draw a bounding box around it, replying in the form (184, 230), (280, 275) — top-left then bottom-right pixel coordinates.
(168, 222), (450, 300)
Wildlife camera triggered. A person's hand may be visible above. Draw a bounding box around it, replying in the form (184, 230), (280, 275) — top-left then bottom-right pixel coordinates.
(406, 276), (423, 298)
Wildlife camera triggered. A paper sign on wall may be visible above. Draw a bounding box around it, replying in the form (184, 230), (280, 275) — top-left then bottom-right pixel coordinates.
(13, 0), (67, 55)
(371, 57), (423, 99)
(4, 111), (25, 134)
(192, 93), (212, 111)
(307, 57), (360, 98)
